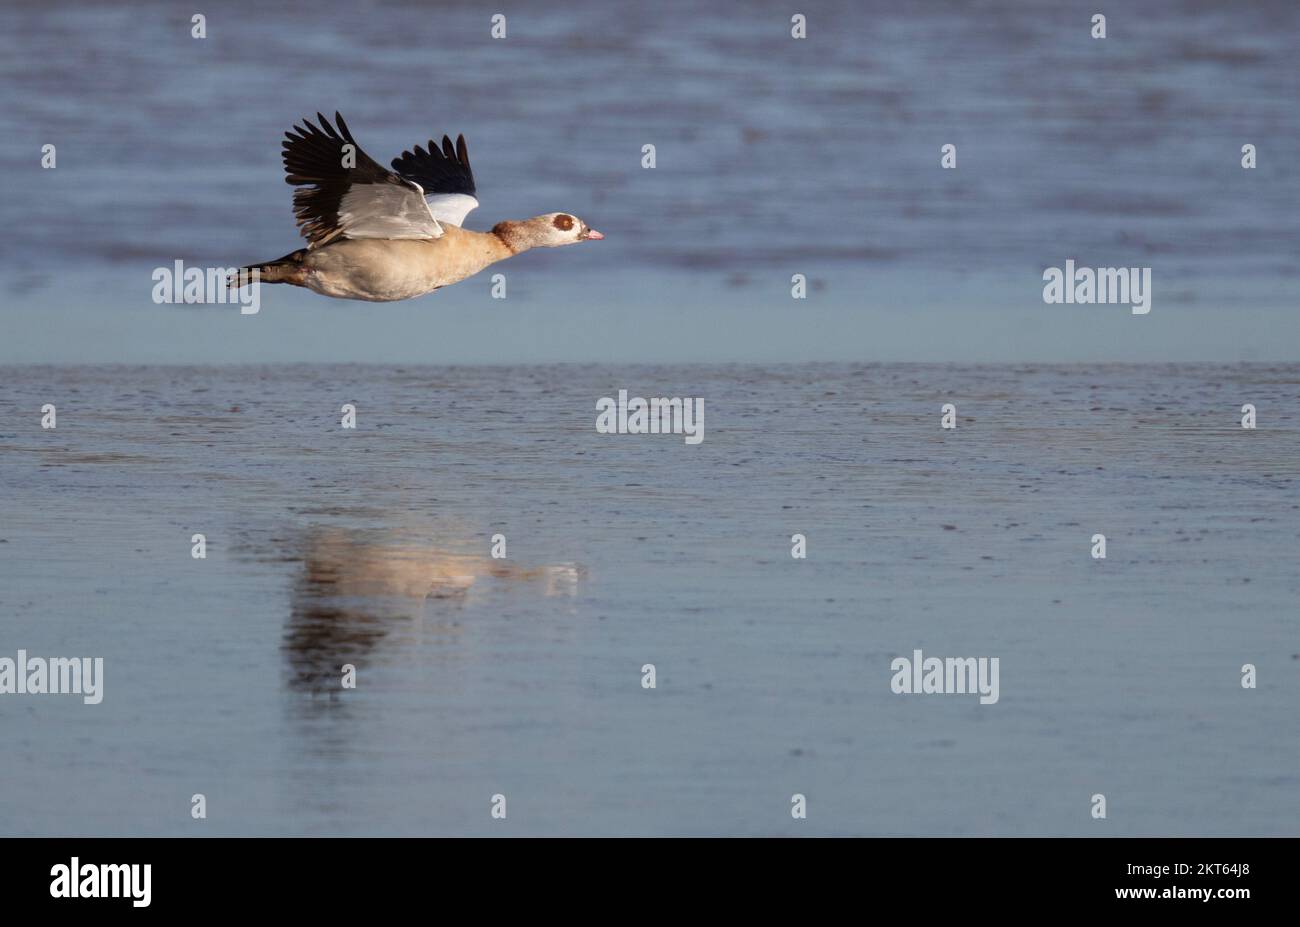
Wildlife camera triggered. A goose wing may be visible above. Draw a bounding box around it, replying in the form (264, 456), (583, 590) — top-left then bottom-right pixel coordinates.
(391, 133), (480, 227)
(282, 112), (443, 247)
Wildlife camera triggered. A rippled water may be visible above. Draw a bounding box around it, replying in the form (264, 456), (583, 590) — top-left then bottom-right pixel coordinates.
(1, 363), (1296, 835)
(4, 0), (1297, 275)
(1, 1), (1296, 363)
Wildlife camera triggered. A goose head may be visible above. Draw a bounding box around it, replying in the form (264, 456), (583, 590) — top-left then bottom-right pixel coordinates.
(533, 212), (604, 247)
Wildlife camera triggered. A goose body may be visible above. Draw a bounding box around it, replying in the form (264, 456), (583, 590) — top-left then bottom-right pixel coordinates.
(232, 112), (601, 302)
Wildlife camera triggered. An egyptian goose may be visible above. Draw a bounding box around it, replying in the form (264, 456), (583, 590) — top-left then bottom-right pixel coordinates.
(231, 112), (602, 301)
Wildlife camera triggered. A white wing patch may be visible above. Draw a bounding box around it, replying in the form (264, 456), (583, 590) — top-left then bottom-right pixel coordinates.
(336, 183), (444, 241)
(424, 193), (480, 227)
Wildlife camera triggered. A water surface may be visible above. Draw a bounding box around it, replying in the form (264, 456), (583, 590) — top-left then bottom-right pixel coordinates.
(1, 0), (1296, 362)
(1, 363), (1296, 835)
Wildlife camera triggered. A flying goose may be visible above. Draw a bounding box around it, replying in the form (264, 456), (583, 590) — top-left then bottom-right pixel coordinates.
(231, 112), (602, 302)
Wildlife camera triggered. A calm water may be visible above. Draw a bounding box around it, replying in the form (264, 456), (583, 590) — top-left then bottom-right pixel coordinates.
(1, 0), (1297, 363)
(1, 363), (1296, 835)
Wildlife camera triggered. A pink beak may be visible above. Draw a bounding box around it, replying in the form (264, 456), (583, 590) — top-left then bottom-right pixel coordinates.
(585, 229), (604, 240)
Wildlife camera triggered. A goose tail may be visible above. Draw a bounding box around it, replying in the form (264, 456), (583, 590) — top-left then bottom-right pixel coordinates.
(228, 249), (308, 289)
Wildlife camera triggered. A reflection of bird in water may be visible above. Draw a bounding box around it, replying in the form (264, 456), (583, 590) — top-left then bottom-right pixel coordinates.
(301, 528), (580, 598)
(283, 527), (582, 691)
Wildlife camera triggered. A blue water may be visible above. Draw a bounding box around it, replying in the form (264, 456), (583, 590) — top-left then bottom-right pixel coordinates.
(0, 1), (1297, 837)
(0, 363), (1296, 835)
(1, 0), (1297, 362)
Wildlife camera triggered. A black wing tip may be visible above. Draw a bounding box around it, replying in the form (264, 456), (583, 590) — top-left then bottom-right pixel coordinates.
(390, 133), (470, 168)
(392, 135), (457, 166)
(333, 111), (355, 141)
(381, 127), (476, 196)
(281, 111), (350, 138)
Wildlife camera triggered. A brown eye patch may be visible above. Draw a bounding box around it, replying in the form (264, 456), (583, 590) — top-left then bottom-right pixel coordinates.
(553, 214), (575, 231)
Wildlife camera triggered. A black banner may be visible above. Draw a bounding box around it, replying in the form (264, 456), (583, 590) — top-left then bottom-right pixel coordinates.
(0, 837), (1286, 913)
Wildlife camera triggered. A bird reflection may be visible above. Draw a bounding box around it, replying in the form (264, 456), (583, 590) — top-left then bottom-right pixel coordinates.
(283, 527), (581, 692)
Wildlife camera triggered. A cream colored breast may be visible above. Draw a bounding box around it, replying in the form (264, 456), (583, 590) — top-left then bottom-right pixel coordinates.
(301, 231), (507, 301)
